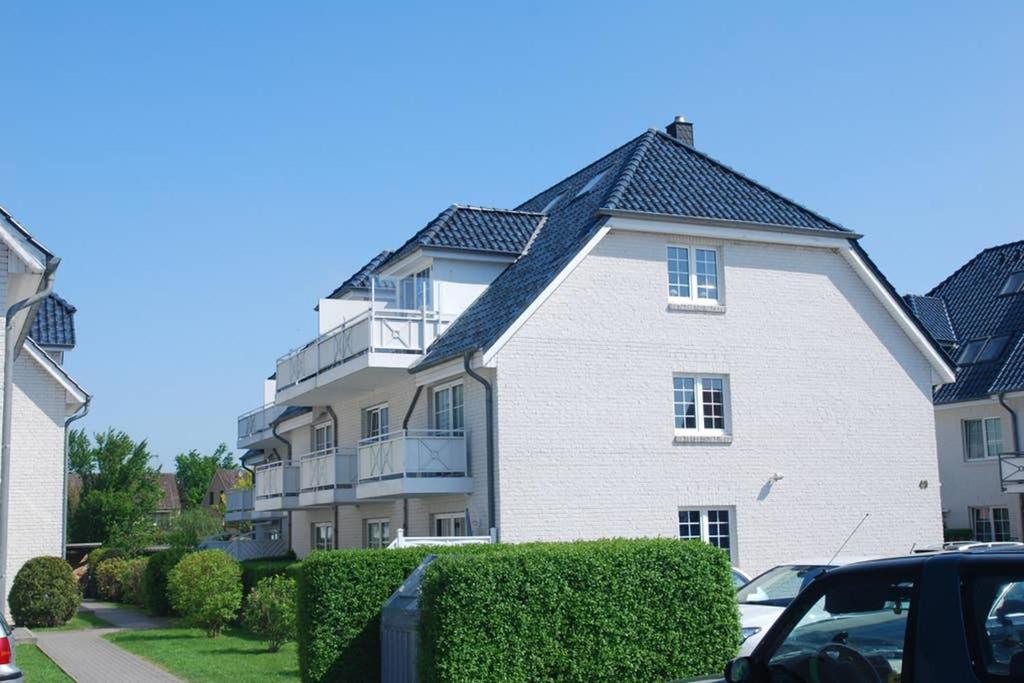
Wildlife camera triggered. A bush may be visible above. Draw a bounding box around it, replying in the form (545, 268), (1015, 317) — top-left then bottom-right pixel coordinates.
(95, 557), (128, 602)
(143, 547), (189, 615)
(243, 575), (298, 652)
(168, 549), (242, 636)
(419, 540), (739, 682)
(117, 557), (149, 606)
(86, 547), (125, 597)
(944, 527), (974, 542)
(165, 508), (224, 549)
(240, 558), (302, 598)
(9, 557), (82, 627)
(297, 544), (504, 683)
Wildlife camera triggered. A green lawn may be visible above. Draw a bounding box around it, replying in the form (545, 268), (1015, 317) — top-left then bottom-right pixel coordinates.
(35, 610), (114, 631)
(15, 644), (72, 682)
(105, 626), (300, 682)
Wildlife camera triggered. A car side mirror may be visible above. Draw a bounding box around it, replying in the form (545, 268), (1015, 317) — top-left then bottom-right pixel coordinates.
(724, 657), (758, 683)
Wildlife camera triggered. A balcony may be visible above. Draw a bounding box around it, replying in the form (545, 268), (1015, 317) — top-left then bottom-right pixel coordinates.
(226, 487), (285, 522)
(356, 430), (472, 499)
(254, 461), (301, 511)
(237, 402), (288, 449)
(999, 452), (1024, 493)
(298, 448), (357, 507)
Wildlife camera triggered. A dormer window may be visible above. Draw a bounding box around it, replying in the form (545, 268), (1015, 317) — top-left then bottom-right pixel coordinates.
(957, 335), (1011, 365)
(1000, 272), (1024, 296)
(574, 169), (608, 199)
(540, 192), (564, 214)
(399, 268), (433, 310)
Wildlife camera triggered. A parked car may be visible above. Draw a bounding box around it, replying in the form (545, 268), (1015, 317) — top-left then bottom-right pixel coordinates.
(735, 558), (873, 655)
(912, 540), (1024, 553)
(0, 614), (23, 683)
(692, 547), (1024, 682)
(732, 567), (752, 589)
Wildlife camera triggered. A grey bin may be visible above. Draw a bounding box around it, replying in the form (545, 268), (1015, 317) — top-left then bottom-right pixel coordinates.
(381, 555), (437, 683)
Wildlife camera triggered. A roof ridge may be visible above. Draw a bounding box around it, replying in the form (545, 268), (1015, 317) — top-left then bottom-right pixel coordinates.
(927, 239), (1024, 297)
(452, 204), (544, 217)
(602, 130), (658, 211)
(648, 128), (850, 233)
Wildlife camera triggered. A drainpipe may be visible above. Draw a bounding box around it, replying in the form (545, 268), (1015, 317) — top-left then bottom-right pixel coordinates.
(998, 393), (1023, 540)
(270, 422), (292, 554)
(0, 257), (60, 609)
(272, 421), (292, 460)
(401, 386), (423, 533)
(62, 397), (92, 559)
(464, 351), (496, 539)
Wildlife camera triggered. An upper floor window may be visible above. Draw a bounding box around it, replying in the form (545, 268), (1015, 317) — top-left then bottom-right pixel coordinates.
(313, 422), (334, 453)
(999, 272), (1024, 296)
(958, 336), (1011, 365)
(363, 403), (390, 441)
(433, 383), (464, 433)
(674, 375), (728, 433)
(667, 246), (720, 303)
(964, 417), (1003, 460)
(399, 267), (433, 310)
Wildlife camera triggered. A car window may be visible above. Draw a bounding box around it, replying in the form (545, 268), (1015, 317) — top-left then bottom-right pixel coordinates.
(765, 573), (916, 683)
(732, 570), (749, 590)
(737, 565), (827, 607)
(964, 574), (1024, 680)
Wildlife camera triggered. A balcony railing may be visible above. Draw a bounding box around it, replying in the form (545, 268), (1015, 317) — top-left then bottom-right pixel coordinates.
(254, 461), (300, 510)
(300, 448), (357, 491)
(226, 488), (253, 514)
(357, 430), (467, 483)
(237, 402), (288, 443)
(999, 452), (1024, 493)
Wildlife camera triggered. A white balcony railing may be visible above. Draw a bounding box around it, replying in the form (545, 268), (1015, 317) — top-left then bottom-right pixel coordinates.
(255, 461), (300, 501)
(225, 488), (253, 513)
(275, 308), (452, 392)
(357, 430), (467, 483)
(237, 403), (288, 442)
(299, 448), (357, 492)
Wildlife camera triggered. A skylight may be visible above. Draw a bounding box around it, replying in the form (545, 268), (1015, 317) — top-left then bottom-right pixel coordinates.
(1000, 272), (1024, 296)
(958, 335), (1012, 365)
(574, 169), (608, 199)
(540, 192), (564, 214)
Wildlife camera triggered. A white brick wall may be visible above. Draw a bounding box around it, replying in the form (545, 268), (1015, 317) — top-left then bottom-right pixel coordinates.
(491, 229), (944, 574)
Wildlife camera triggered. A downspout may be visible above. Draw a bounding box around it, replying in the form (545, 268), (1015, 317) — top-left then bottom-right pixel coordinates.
(323, 406), (339, 549)
(998, 393), (1023, 541)
(0, 257), (60, 608)
(271, 421), (293, 554)
(62, 397), (92, 559)
(401, 386), (423, 534)
(464, 351), (496, 539)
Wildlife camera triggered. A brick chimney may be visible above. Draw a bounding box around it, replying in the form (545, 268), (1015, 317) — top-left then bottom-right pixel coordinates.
(665, 116), (694, 146)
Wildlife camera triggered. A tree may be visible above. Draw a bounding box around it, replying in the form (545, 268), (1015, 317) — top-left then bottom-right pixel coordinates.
(68, 428), (162, 548)
(174, 443), (235, 509)
(165, 507), (224, 549)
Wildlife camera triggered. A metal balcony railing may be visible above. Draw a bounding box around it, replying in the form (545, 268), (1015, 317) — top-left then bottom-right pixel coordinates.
(999, 452), (1024, 493)
(237, 403), (288, 441)
(254, 460), (300, 500)
(357, 429), (467, 483)
(299, 448), (357, 492)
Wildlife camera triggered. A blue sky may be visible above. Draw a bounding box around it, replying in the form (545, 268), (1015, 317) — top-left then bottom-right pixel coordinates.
(2, 2), (1021, 469)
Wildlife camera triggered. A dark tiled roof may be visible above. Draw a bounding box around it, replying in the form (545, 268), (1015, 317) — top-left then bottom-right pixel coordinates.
(925, 240), (1024, 404)
(323, 250), (393, 301)
(208, 468), (243, 495)
(377, 205), (544, 272)
(415, 128), (853, 370)
(30, 294), (76, 348)
(904, 295), (957, 344)
(157, 472), (182, 513)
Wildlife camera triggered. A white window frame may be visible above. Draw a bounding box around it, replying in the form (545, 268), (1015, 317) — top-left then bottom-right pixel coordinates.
(365, 517), (391, 549)
(666, 244), (722, 304)
(433, 512), (467, 537)
(432, 381), (465, 434)
(673, 374), (729, 435)
(312, 522), (334, 551)
(971, 506), (1012, 542)
(963, 417), (1003, 461)
(678, 507), (736, 561)
(313, 421), (335, 454)
(363, 403), (390, 441)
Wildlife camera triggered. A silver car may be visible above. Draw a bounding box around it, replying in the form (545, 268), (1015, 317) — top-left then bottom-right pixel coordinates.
(0, 614), (23, 682)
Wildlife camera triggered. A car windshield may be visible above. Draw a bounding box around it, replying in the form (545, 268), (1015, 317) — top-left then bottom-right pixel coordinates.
(737, 565), (829, 607)
(732, 570), (749, 590)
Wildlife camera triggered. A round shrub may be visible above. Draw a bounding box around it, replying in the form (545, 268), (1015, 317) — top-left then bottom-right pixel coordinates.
(118, 557), (149, 606)
(168, 549), (242, 637)
(143, 547), (189, 616)
(95, 557), (127, 602)
(9, 557), (81, 627)
(86, 547), (125, 597)
(243, 575), (297, 652)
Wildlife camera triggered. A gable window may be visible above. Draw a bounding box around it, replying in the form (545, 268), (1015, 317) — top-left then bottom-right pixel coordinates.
(433, 383), (464, 433)
(667, 245), (720, 303)
(313, 422), (335, 453)
(399, 267), (433, 310)
(958, 336), (1011, 365)
(678, 508), (735, 560)
(363, 404), (390, 442)
(434, 512), (467, 537)
(964, 417), (1003, 461)
(972, 506), (1011, 542)
(999, 272), (1024, 296)
(674, 375), (728, 433)
(366, 518), (391, 549)
(312, 522), (334, 551)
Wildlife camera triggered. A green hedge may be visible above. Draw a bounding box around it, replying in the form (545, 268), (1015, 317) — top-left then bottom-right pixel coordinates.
(240, 558), (302, 597)
(86, 547), (125, 597)
(419, 539), (739, 682)
(944, 527), (973, 542)
(297, 545), (504, 683)
(143, 548), (190, 616)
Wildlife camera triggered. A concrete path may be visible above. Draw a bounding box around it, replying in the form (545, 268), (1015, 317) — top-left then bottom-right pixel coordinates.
(35, 602), (182, 683)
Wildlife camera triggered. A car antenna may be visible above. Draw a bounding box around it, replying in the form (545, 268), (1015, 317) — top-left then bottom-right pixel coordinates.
(826, 513), (869, 568)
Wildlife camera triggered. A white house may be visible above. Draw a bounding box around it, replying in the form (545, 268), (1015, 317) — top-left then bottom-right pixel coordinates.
(230, 119), (955, 574)
(906, 242), (1024, 542)
(0, 207), (90, 615)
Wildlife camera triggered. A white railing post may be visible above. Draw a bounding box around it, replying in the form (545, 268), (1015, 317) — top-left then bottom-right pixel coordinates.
(370, 277), (376, 353)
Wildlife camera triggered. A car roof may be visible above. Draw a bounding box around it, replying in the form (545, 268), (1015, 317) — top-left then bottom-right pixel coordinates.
(824, 546), (1024, 577)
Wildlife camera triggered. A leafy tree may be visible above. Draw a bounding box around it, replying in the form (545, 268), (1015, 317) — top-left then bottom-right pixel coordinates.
(174, 443), (235, 509)
(165, 507), (223, 549)
(68, 428), (162, 548)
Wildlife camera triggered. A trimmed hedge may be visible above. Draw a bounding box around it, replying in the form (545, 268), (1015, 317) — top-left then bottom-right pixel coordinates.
(95, 557), (128, 602)
(240, 558), (301, 597)
(9, 557), (81, 627)
(419, 540), (740, 682)
(297, 545), (505, 682)
(86, 547), (125, 597)
(143, 547), (190, 616)
(944, 527), (973, 542)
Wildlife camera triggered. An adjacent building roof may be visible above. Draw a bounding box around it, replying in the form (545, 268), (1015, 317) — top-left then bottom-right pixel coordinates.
(415, 128), (852, 370)
(323, 250), (394, 301)
(207, 468), (243, 497)
(30, 293), (76, 348)
(904, 294), (957, 345)
(917, 240), (1024, 404)
(156, 473), (182, 513)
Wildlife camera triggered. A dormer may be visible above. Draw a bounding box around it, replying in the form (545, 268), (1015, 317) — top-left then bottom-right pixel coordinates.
(30, 294), (76, 365)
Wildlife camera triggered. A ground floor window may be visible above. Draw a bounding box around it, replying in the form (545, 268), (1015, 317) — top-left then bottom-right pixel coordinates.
(678, 507), (735, 560)
(312, 522), (334, 551)
(366, 518), (391, 549)
(972, 506), (1012, 542)
(434, 512), (467, 537)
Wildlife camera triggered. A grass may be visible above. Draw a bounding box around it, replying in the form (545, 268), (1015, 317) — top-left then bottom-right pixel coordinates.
(15, 644), (72, 682)
(105, 626), (300, 682)
(35, 610), (115, 631)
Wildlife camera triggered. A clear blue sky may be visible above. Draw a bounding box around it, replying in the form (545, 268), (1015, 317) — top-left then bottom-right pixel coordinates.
(2, 2), (1021, 469)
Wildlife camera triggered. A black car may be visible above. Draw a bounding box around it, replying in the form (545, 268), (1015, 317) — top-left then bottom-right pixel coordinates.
(695, 547), (1024, 683)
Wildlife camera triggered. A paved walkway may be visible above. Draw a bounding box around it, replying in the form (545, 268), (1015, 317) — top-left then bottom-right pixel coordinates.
(35, 602), (182, 683)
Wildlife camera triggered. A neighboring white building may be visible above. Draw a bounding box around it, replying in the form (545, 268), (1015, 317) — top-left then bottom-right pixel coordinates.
(230, 119), (955, 574)
(0, 208), (90, 614)
(907, 242), (1024, 542)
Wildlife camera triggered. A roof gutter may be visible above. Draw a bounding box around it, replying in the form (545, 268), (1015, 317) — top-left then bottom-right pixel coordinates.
(0, 256), (60, 611)
(598, 207), (864, 241)
(62, 396), (91, 559)
(464, 351), (496, 539)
